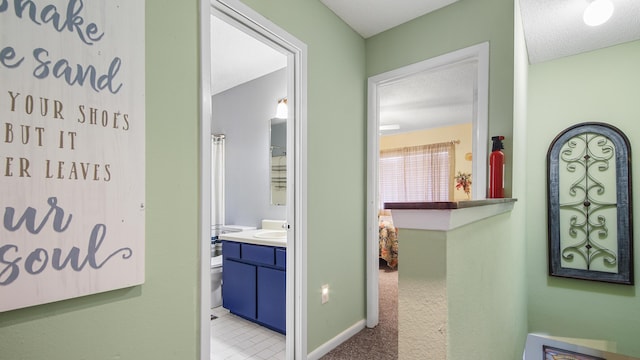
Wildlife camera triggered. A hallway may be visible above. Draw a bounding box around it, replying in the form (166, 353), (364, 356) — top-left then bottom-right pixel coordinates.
(321, 264), (398, 360)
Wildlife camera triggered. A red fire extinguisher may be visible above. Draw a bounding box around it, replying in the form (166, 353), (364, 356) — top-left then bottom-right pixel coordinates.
(489, 136), (505, 198)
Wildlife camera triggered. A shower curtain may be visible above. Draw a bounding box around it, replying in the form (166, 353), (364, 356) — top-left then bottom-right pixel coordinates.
(211, 134), (225, 228)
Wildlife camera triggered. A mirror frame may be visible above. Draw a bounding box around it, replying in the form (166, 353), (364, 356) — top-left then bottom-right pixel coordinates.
(547, 122), (634, 285)
(270, 117), (287, 206)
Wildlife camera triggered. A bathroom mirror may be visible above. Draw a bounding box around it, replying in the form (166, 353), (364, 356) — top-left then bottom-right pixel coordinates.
(270, 118), (286, 205)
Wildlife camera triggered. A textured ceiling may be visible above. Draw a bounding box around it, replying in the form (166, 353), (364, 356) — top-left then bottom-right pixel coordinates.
(520, 0), (640, 63)
(211, 16), (286, 95)
(318, 0), (640, 134)
(321, 0), (640, 63)
(378, 61), (476, 135)
(319, 0), (459, 38)
(212, 0), (640, 134)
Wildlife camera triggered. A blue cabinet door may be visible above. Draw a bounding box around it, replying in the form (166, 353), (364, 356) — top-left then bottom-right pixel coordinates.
(223, 259), (256, 320)
(257, 267), (286, 334)
(275, 248), (286, 269)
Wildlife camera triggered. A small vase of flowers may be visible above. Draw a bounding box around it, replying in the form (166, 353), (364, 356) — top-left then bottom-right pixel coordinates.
(455, 171), (472, 199)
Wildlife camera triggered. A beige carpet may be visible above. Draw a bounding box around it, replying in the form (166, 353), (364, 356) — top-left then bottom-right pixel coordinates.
(320, 263), (398, 360)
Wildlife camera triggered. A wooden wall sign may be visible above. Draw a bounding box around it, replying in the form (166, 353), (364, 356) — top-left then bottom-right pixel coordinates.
(0, 0), (145, 312)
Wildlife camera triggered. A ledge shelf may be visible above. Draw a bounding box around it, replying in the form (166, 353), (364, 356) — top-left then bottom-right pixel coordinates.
(385, 198), (517, 231)
(384, 198), (518, 358)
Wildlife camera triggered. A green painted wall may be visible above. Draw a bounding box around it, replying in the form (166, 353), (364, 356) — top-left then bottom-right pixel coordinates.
(0, 1), (201, 359)
(0, 0), (368, 358)
(398, 229), (448, 358)
(218, 0), (368, 353)
(365, 0), (516, 197)
(447, 212), (527, 359)
(526, 40), (640, 357)
(396, 210), (527, 360)
(366, 0), (528, 357)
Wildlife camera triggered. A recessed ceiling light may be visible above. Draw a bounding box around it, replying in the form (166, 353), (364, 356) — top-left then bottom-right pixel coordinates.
(379, 124), (400, 131)
(583, 0), (614, 27)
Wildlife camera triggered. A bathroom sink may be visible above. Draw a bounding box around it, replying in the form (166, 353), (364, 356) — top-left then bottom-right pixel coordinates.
(211, 225), (245, 236)
(253, 229), (287, 240)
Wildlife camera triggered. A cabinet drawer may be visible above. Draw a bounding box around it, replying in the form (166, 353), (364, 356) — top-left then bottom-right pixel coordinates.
(222, 241), (240, 259)
(242, 243), (275, 265)
(275, 248), (286, 269)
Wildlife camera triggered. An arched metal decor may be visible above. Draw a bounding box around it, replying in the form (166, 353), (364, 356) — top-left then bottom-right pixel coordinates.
(547, 122), (633, 285)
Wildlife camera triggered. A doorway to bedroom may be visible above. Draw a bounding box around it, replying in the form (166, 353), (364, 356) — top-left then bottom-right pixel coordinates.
(366, 43), (489, 338)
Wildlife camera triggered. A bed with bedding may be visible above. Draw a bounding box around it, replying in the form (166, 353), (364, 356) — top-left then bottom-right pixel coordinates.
(379, 217), (398, 268)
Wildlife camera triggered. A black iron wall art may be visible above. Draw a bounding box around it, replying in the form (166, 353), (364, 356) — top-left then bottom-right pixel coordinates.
(547, 122), (633, 285)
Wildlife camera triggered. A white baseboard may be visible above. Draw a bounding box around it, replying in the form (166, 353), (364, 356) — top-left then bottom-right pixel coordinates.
(306, 319), (366, 360)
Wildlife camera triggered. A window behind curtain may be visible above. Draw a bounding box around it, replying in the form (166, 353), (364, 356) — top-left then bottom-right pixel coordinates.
(379, 142), (455, 208)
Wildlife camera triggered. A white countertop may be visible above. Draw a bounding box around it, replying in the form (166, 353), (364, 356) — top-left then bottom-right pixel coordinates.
(218, 229), (287, 248)
(211, 225), (256, 237)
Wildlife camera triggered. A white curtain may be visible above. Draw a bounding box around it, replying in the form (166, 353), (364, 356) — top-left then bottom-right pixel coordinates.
(212, 134), (225, 227)
(379, 141), (455, 208)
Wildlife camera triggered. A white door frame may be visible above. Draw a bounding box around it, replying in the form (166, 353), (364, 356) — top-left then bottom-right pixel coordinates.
(365, 43), (489, 327)
(199, 1), (308, 359)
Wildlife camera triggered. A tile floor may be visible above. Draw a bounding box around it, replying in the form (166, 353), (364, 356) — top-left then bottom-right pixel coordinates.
(211, 306), (286, 360)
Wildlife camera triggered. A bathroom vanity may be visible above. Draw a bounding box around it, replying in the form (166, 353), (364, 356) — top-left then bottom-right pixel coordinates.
(220, 237), (286, 334)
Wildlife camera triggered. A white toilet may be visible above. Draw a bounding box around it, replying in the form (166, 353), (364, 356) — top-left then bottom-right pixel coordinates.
(209, 225), (255, 309)
(210, 255), (223, 308)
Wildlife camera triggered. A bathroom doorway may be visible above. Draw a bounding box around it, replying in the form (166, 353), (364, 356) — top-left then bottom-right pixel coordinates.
(365, 43), (489, 328)
(199, 1), (308, 359)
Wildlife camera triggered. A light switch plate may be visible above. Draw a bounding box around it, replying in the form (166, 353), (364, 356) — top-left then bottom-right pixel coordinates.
(321, 284), (329, 304)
